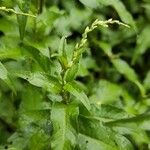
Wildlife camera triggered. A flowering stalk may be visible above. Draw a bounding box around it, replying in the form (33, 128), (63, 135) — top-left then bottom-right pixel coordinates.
(60, 19), (129, 104)
(68, 18), (129, 68)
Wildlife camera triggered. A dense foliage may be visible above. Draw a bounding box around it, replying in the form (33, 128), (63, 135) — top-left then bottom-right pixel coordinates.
(0, 0), (150, 149)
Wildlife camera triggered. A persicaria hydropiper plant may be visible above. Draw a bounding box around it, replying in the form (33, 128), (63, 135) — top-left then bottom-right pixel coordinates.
(0, 1), (150, 150)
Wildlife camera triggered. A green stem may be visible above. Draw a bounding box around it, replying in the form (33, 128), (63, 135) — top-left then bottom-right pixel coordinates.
(0, 7), (36, 17)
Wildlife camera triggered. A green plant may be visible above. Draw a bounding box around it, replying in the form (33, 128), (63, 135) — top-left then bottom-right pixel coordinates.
(0, 0), (150, 150)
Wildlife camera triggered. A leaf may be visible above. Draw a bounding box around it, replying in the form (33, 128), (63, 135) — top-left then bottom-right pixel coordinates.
(59, 36), (67, 57)
(20, 44), (52, 72)
(132, 25), (150, 64)
(90, 104), (130, 120)
(0, 36), (21, 60)
(16, 1), (30, 41)
(14, 71), (61, 93)
(104, 118), (150, 146)
(0, 18), (18, 35)
(78, 133), (133, 150)
(64, 82), (91, 111)
(77, 134), (116, 150)
(114, 134), (134, 150)
(80, 0), (136, 29)
(20, 85), (47, 111)
(0, 48), (21, 60)
(36, 6), (64, 36)
(0, 61), (8, 80)
(0, 62), (16, 92)
(65, 64), (79, 82)
(98, 41), (113, 57)
(99, 0), (136, 29)
(144, 71), (150, 90)
(111, 58), (146, 97)
(28, 131), (49, 150)
(0, 95), (16, 126)
(78, 116), (133, 150)
(58, 36), (68, 69)
(112, 59), (137, 81)
(98, 41), (146, 97)
(105, 113), (150, 131)
(7, 133), (28, 149)
(51, 104), (78, 150)
(90, 80), (123, 104)
(79, 0), (99, 8)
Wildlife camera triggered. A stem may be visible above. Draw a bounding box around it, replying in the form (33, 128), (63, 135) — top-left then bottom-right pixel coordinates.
(68, 19), (129, 68)
(0, 7), (36, 17)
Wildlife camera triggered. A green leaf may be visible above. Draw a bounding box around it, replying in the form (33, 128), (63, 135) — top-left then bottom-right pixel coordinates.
(78, 116), (133, 150)
(14, 72), (61, 93)
(64, 82), (91, 111)
(104, 117), (150, 145)
(0, 62), (8, 80)
(90, 104), (130, 120)
(144, 71), (150, 90)
(20, 85), (49, 111)
(78, 134), (133, 150)
(59, 36), (67, 57)
(51, 104), (78, 150)
(0, 18), (18, 35)
(58, 36), (68, 69)
(99, 0), (136, 29)
(16, 1), (30, 41)
(28, 130), (49, 150)
(80, 0), (136, 29)
(65, 64), (79, 82)
(90, 80), (123, 104)
(98, 41), (113, 57)
(112, 59), (138, 81)
(79, 0), (99, 8)
(0, 95), (16, 126)
(77, 134), (116, 150)
(0, 62), (16, 92)
(0, 36), (21, 60)
(105, 113), (150, 131)
(36, 6), (64, 36)
(132, 26), (150, 64)
(98, 41), (146, 98)
(111, 58), (146, 97)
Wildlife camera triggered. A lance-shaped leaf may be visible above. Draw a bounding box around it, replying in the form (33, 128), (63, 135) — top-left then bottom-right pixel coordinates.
(17, 0), (31, 41)
(65, 63), (79, 82)
(111, 58), (146, 97)
(105, 113), (150, 130)
(14, 71), (61, 93)
(58, 36), (68, 69)
(132, 26), (150, 64)
(90, 104), (130, 120)
(104, 114), (150, 144)
(78, 116), (133, 150)
(79, 0), (99, 8)
(144, 71), (150, 90)
(0, 62), (16, 92)
(64, 82), (91, 111)
(51, 104), (78, 150)
(98, 42), (146, 97)
(78, 134), (116, 150)
(0, 62), (7, 80)
(80, 0), (135, 29)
